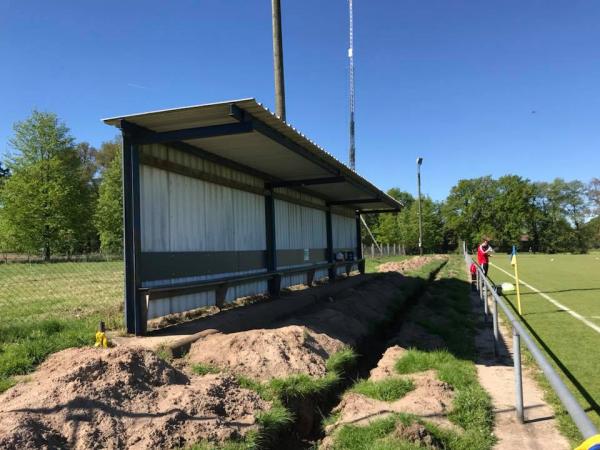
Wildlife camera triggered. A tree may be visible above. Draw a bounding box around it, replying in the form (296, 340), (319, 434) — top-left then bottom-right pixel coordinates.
(0, 163), (8, 185)
(374, 190), (445, 254)
(76, 141), (99, 181)
(94, 146), (123, 254)
(442, 176), (497, 250)
(95, 137), (121, 172)
(375, 190), (414, 247)
(552, 179), (590, 252)
(491, 175), (536, 249)
(0, 111), (93, 260)
(589, 178), (600, 216)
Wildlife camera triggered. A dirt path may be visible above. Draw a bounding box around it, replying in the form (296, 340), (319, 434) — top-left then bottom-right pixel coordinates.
(472, 291), (570, 450)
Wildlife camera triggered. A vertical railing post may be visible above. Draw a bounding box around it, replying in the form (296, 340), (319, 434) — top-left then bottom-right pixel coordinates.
(492, 288), (499, 354)
(513, 328), (524, 422)
(371, 244), (374, 258)
(483, 280), (488, 320)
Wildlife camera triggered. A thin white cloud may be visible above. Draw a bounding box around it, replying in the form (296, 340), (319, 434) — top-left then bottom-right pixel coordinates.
(127, 83), (149, 90)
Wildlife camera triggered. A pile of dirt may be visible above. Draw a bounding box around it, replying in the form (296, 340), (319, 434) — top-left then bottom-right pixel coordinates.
(393, 422), (444, 449)
(330, 368), (455, 430)
(281, 272), (411, 347)
(188, 271), (415, 380)
(0, 348), (269, 449)
(369, 345), (407, 381)
(378, 255), (445, 274)
(187, 325), (346, 381)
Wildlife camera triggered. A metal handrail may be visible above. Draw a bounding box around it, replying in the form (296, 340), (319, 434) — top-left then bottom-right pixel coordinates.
(465, 251), (597, 439)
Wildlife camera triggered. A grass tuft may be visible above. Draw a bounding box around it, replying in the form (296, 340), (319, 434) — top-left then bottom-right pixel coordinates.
(326, 347), (358, 375)
(192, 363), (221, 376)
(351, 378), (415, 402)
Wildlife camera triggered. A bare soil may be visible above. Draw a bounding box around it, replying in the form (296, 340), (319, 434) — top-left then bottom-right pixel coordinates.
(188, 269), (419, 380)
(378, 256), (445, 274)
(393, 422), (444, 449)
(368, 345), (407, 381)
(187, 325), (346, 381)
(0, 348), (269, 450)
(328, 365), (456, 431)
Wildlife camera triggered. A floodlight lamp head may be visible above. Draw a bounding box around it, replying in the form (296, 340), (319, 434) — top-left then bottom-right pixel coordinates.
(416, 157), (423, 165)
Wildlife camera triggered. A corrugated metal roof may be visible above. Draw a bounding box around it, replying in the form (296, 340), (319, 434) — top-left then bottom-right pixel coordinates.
(103, 98), (402, 212)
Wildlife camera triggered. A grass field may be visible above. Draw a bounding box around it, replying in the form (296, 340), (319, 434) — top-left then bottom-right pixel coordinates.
(488, 252), (600, 438)
(0, 261), (124, 391)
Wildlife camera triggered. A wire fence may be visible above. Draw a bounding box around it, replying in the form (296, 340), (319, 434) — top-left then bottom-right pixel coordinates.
(0, 254), (124, 328)
(0, 253), (125, 388)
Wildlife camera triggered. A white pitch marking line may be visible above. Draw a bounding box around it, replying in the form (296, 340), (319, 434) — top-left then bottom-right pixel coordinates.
(490, 262), (600, 335)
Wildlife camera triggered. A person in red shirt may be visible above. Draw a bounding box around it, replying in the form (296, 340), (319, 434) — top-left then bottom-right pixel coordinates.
(477, 237), (493, 276)
(470, 262), (477, 291)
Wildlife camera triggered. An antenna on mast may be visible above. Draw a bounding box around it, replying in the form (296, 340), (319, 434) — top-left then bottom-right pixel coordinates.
(348, 0), (356, 170)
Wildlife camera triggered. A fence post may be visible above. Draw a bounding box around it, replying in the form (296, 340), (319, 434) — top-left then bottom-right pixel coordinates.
(513, 328), (524, 422)
(492, 289), (499, 353)
(371, 244), (374, 258)
(483, 281), (488, 320)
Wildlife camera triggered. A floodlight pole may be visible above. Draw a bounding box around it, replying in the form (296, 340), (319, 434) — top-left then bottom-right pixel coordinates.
(271, 0), (286, 121)
(417, 157), (423, 256)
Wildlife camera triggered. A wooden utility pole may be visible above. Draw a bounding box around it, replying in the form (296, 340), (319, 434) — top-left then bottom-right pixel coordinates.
(271, 0), (286, 121)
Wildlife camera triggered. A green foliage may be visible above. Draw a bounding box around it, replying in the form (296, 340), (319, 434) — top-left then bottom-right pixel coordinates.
(155, 345), (174, 362)
(442, 176), (593, 253)
(95, 137), (121, 172)
(326, 347), (358, 375)
(254, 404), (294, 445)
(0, 111), (95, 258)
(192, 363), (221, 375)
(374, 189), (445, 253)
(351, 378), (414, 402)
(94, 146), (123, 254)
(269, 372), (341, 402)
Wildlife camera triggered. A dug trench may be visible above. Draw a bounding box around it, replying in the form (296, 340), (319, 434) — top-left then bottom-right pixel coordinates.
(0, 256), (448, 450)
(184, 256), (448, 449)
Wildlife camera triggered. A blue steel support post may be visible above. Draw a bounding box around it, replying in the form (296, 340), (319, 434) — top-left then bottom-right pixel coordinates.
(265, 187), (280, 295)
(121, 122), (145, 336)
(130, 140), (145, 335)
(326, 209), (335, 281)
(121, 131), (135, 334)
(356, 212), (365, 273)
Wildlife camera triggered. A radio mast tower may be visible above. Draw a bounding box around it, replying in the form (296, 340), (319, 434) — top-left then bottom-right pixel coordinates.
(348, 0), (356, 170)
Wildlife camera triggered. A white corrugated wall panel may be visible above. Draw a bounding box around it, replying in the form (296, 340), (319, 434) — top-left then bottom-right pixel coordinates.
(140, 144), (268, 319)
(332, 213), (358, 276)
(275, 199), (327, 288)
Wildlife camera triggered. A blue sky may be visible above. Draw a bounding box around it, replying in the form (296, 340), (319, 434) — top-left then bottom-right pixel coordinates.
(1, 0), (599, 200)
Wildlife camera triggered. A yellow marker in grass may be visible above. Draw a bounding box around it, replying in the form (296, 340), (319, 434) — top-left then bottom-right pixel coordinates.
(94, 321), (108, 348)
(511, 246), (522, 315)
(575, 434), (600, 450)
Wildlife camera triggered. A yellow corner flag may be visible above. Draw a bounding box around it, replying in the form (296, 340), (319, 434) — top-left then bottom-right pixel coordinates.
(511, 245), (522, 315)
(575, 434), (600, 450)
